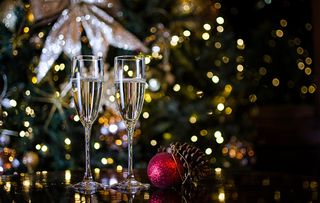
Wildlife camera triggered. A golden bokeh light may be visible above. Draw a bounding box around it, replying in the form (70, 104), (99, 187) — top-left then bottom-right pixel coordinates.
(215, 42), (222, 49)
(304, 67), (312, 75)
(191, 135), (198, 142)
(276, 29), (284, 38)
(189, 115), (197, 123)
(297, 61), (305, 70)
(305, 57), (312, 65)
(280, 19), (287, 27)
(301, 86), (308, 94)
(259, 67), (267, 75)
(216, 17), (224, 24)
(203, 24), (211, 31)
(272, 78), (280, 87)
(237, 64), (244, 72)
(202, 32), (210, 40)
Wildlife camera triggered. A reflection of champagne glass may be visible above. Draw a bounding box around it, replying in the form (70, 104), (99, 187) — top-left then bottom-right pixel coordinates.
(0, 72), (7, 114)
(111, 55), (150, 193)
(71, 55), (105, 194)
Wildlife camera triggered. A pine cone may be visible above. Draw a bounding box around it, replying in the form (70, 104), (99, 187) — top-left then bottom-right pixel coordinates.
(158, 142), (211, 184)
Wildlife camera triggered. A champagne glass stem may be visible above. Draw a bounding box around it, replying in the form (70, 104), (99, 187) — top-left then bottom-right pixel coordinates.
(84, 125), (93, 181)
(127, 124), (135, 179)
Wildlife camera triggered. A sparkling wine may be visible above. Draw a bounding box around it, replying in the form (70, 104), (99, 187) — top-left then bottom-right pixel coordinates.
(72, 77), (103, 125)
(115, 78), (145, 123)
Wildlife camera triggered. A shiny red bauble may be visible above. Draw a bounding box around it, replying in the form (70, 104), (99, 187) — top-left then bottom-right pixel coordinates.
(147, 152), (184, 189)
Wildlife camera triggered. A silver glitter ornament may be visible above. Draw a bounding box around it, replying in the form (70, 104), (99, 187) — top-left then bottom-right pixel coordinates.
(31, 0), (147, 82)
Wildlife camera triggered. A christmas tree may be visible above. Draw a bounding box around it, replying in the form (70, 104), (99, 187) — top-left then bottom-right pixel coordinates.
(0, 0), (316, 174)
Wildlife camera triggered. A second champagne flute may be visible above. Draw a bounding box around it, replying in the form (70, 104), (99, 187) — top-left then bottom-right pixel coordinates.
(111, 55), (150, 193)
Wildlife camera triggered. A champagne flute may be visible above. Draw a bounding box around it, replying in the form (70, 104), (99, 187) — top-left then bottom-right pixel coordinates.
(111, 55), (150, 193)
(71, 55), (105, 194)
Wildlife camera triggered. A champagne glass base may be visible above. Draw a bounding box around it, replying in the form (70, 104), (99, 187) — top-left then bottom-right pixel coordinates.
(71, 181), (105, 194)
(111, 178), (150, 194)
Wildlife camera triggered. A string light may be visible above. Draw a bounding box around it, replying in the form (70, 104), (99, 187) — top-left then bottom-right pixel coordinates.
(191, 135), (198, 142)
(205, 148), (212, 155)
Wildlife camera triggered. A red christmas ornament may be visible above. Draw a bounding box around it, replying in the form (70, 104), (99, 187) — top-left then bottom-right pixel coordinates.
(147, 152), (184, 189)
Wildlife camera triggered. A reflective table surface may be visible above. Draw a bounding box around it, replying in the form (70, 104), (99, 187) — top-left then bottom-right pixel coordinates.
(0, 168), (319, 202)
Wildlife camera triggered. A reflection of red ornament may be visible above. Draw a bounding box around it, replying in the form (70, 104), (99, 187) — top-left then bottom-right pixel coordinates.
(147, 152), (184, 189)
(149, 189), (182, 203)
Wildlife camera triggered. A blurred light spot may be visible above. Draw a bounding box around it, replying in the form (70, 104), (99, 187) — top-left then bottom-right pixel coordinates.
(171, 35), (179, 42)
(163, 133), (172, 140)
(35, 144), (41, 150)
(309, 85), (316, 93)
(218, 192), (225, 202)
(259, 67), (267, 75)
(24, 121), (30, 127)
(205, 148), (212, 155)
(237, 39), (244, 46)
(272, 78), (280, 87)
(115, 139), (122, 146)
(301, 86), (308, 94)
(202, 32), (210, 40)
(183, 30), (191, 37)
(207, 72), (213, 78)
(305, 57), (312, 65)
(116, 165), (123, 172)
(9, 99), (17, 107)
(191, 135), (198, 142)
(265, 0), (272, 4)
(216, 17), (224, 24)
(217, 103), (225, 111)
(74, 115), (80, 122)
(217, 26), (224, 33)
(237, 64), (244, 72)
(216, 137), (224, 144)
(297, 47), (304, 55)
(38, 32), (44, 38)
(109, 95), (115, 102)
(280, 19), (287, 27)
(214, 131), (222, 139)
(173, 84), (181, 92)
(225, 107), (232, 115)
(94, 142), (100, 150)
(215, 42), (222, 49)
(107, 158), (114, 164)
(274, 191), (280, 200)
(64, 138), (71, 145)
(305, 67), (312, 75)
(19, 131), (25, 137)
(150, 140), (157, 146)
(109, 124), (118, 134)
(145, 93), (152, 103)
(214, 3), (221, 9)
(200, 129), (208, 136)
(212, 75), (219, 83)
(149, 78), (160, 91)
(203, 24), (211, 30)
(145, 56), (151, 64)
(249, 94), (257, 103)
(297, 61), (305, 70)
(23, 27), (29, 33)
(123, 65), (129, 71)
(189, 115), (197, 123)
(41, 145), (48, 152)
(143, 112), (149, 119)
(276, 29), (284, 37)
(101, 158), (107, 165)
